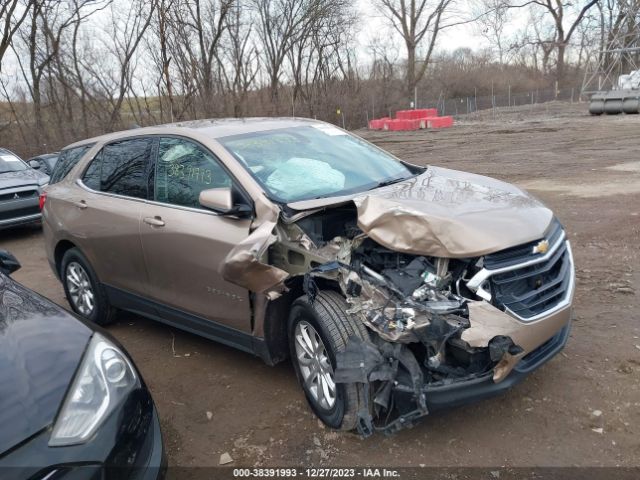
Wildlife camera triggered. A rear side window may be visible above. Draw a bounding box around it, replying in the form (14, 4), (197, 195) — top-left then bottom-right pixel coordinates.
(50, 145), (93, 184)
(82, 138), (152, 199)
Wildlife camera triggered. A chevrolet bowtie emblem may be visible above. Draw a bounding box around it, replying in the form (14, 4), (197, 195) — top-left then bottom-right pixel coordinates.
(532, 239), (550, 255)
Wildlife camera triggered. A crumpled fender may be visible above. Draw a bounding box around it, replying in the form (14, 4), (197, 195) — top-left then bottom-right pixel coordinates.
(219, 220), (289, 299)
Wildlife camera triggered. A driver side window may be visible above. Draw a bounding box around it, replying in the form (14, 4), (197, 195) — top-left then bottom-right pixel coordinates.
(154, 137), (231, 209)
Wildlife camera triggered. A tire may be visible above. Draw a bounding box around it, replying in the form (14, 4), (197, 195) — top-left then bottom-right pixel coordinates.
(288, 290), (369, 431)
(60, 248), (116, 325)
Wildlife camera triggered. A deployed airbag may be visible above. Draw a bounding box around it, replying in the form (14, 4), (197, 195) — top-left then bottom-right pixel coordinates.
(266, 158), (345, 201)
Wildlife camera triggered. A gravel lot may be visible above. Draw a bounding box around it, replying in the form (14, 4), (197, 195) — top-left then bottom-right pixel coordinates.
(2, 102), (639, 471)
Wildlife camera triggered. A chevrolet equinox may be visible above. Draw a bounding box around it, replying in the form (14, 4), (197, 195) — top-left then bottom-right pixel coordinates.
(43, 118), (574, 435)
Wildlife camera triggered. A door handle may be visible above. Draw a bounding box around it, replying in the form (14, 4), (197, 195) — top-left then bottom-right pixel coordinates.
(143, 216), (165, 227)
(74, 200), (88, 210)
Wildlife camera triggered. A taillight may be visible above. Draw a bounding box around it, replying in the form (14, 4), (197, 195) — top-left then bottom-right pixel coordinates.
(39, 192), (47, 210)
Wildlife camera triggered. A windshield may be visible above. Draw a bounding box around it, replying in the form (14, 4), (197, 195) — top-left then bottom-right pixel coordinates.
(0, 151), (28, 174)
(218, 125), (414, 202)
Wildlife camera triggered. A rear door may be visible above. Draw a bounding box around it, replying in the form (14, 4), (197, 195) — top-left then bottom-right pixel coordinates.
(71, 137), (153, 296)
(138, 136), (253, 334)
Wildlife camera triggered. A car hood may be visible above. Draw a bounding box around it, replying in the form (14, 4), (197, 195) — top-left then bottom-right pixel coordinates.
(0, 275), (91, 455)
(0, 169), (48, 190)
(287, 166), (554, 258)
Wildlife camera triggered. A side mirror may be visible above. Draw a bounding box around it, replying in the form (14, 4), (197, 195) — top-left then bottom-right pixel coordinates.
(199, 187), (252, 217)
(29, 160), (41, 170)
(0, 250), (21, 275)
(200, 187), (233, 211)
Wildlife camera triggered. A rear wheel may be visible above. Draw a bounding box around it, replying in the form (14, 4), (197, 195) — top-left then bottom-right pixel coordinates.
(288, 290), (369, 430)
(61, 248), (116, 325)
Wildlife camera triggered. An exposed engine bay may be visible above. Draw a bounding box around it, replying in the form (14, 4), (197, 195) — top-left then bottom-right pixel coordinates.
(221, 172), (573, 436)
(271, 206), (531, 435)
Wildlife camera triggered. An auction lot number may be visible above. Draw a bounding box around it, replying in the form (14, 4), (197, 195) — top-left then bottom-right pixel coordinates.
(233, 468), (400, 478)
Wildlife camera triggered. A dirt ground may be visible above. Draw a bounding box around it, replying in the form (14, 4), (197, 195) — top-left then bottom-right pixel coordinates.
(1, 101), (639, 470)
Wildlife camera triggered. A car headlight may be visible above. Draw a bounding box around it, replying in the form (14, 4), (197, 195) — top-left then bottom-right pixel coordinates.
(49, 333), (139, 446)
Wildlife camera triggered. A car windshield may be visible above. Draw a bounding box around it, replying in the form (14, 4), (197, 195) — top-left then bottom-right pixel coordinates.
(0, 151), (28, 174)
(218, 125), (414, 202)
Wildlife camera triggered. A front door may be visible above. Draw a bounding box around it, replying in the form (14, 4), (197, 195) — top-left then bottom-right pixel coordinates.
(139, 136), (253, 334)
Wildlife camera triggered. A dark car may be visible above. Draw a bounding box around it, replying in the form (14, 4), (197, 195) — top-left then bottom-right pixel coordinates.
(0, 250), (165, 479)
(27, 152), (59, 176)
(0, 148), (49, 229)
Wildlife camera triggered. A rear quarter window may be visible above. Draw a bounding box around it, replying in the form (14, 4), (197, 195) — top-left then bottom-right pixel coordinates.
(81, 138), (152, 199)
(50, 145), (93, 184)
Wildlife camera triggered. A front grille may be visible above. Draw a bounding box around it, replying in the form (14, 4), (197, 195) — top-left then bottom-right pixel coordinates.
(484, 219), (563, 269)
(0, 205), (40, 221)
(488, 237), (572, 320)
(0, 189), (38, 202)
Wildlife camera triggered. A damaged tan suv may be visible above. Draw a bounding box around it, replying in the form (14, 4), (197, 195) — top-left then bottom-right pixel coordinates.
(43, 119), (574, 435)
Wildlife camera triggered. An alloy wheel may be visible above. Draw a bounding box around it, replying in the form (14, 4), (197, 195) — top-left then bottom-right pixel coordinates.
(66, 262), (95, 317)
(294, 320), (336, 410)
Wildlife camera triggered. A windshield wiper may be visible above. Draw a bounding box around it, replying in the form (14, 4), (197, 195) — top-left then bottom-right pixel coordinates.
(302, 174), (416, 201)
(369, 174), (413, 190)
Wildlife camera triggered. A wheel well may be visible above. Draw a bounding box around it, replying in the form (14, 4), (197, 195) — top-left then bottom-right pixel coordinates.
(54, 240), (76, 277)
(263, 275), (342, 365)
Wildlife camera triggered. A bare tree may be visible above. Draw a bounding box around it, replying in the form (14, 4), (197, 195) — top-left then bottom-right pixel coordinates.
(287, 0), (355, 115)
(216, 3), (260, 117)
(12, 0), (102, 145)
(528, 0), (599, 84)
(254, 0), (342, 112)
(0, 0), (611, 157)
(374, 0), (453, 98)
(254, 0), (301, 111)
(106, 0), (156, 128)
(473, 0), (512, 63)
(154, 0), (177, 122)
(171, 0), (234, 116)
(0, 0), (34, 71)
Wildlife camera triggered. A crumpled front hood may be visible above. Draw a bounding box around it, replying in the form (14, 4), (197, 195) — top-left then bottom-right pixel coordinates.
(289, 166), (554, 258)
(0, 169), (48, 190)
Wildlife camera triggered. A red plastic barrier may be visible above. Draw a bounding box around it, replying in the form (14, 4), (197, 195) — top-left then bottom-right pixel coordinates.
(369, 117), (393, 130)
(420, 116), (454, 129)
(385, 119), (405, 131)
(406, 119), (422, 130)
(397, 109), (438, 120)
(380, 119), (422, 131)
(373, 113), (452, 130)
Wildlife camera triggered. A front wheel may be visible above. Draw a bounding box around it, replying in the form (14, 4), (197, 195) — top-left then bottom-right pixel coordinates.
(288, 290), (369, 430)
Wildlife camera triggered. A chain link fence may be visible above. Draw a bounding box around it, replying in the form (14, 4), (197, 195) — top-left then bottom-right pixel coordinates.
(426, 87), (580, 117)
(358, 85), (583, 128)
